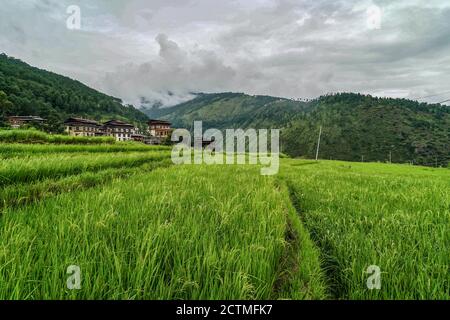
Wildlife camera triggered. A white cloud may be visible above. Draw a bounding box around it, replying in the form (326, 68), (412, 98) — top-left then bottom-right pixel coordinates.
(1, 0), (450, 107)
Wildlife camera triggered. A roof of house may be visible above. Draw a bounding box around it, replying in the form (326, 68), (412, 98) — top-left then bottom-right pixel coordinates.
(8, 116), (45, 121)
(148, 119), (172, 125)
(64, 117), (101, 126)
(103, 119), (134, 127)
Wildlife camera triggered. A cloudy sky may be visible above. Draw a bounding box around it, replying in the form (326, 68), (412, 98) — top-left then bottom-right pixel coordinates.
(1, 0), (450, 107)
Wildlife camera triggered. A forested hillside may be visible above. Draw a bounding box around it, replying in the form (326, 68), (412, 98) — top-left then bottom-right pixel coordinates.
(282, 93), (450, 166)
(0, 54), (148, 132)
(147, 92), (450, 166)
(145, 92), (311, 130)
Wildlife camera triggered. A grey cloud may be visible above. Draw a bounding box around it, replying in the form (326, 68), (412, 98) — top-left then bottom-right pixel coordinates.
(1, 0), (450, 106)
(100, 33), (239, 107)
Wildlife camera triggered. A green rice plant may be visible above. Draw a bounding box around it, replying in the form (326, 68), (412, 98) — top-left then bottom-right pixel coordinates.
(0, 151), (171, 187)
(282, 159), (450, 299)
(0, 129), (116, 145)
(0, 143), (171, 158)
(0, 159), (173, 211)
(0, 165), (324, 300)
(0, 141), (447, 300)
(271, 179), (327, 299)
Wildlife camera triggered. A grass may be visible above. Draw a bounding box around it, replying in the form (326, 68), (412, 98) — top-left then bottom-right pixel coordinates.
(0, 151), (170, 187)
(272, 180), (327, 299)
(0, 165), (326, 299)
(0, 144), (170, 158)
(0, 159), (173, 210)
(0, 142), (448, 300)
(281, 159), (450, 299)
(0, 129), (116, 144)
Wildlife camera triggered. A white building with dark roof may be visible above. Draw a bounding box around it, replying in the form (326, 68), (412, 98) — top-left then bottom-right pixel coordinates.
(102, 119), (136, 141)
(64, 117), (103, 137)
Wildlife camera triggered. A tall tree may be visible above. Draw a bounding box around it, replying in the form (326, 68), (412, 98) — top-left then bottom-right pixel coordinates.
(0, 90), (14, 127)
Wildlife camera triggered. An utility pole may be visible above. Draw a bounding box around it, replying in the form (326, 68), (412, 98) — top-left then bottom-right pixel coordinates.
(361, 155), (364, 162)
(315, 126), (322, 161)
(389, 151), (392, 164)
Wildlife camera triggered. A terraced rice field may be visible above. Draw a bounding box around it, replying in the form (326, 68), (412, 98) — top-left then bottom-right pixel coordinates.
(0, 143), (448, 299)
(281, 160), (450, 299)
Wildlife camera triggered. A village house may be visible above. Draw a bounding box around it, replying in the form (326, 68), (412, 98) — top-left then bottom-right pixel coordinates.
(63, 117), (172, 143)
(8, 116), (46, 128)
(131, 133), (146, 143)
(64, 117), (103, 137)
(102, 120), (136, 142)
(148, 119), (172, 138)
(64, 118), (136, 141)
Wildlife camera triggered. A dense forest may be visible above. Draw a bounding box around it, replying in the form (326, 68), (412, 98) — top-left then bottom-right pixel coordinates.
(282, 93), (450, 166)
(0, 54), (148, 133)
(147, 92), (450, 166)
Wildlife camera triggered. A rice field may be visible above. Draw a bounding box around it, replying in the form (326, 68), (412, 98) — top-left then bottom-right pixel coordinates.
(0, 143), (170, 158)
(281, 160), (450, 300)
(0, 152), (171, 187)
(0, 155), (325, 299)
(0, 142), (448, 300)
(0, 129), (116, 144)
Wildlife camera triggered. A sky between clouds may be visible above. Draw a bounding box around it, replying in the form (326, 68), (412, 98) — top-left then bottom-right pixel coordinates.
(1, 0), (450, 107)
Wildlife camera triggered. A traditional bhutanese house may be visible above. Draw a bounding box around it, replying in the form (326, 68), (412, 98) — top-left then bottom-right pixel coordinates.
(131, 133), (145, 142)
(64, 117), (103, 137)
(8, 116), (45, 128)
(148, 119), (172, 138)
(103, 120), (135, 141)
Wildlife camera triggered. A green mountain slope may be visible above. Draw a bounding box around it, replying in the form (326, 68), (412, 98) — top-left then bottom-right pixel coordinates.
(146, 92), (311, 130)
(0, 54), (148, 132)
(282, 93), (450, 166)
(146, 92), (450, 166)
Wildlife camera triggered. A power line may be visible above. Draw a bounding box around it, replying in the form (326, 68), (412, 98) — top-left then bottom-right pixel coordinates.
(414, 90), (450, 100)
(437, 98), (450, 104)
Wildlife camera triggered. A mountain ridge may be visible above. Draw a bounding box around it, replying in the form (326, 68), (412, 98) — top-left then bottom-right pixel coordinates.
(145, 91), (450, 166)
(144, 92), (312, 130)
(0, 53), (148, 132)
